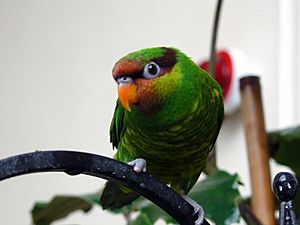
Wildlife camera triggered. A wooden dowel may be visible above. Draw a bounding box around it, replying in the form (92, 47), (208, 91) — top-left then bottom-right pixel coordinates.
(240, 76), (275, 225)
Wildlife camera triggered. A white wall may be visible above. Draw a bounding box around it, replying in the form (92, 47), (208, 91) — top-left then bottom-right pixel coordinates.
(0, 1), (297, 224)
(277, 0), (300, 128)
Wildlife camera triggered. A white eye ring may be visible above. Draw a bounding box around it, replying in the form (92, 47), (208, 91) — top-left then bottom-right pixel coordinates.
(117, 76), (133, 84)
(143, 62), (160, 79)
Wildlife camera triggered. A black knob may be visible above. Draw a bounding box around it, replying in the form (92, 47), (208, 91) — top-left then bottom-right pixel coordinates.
(273, 172), (298, 202)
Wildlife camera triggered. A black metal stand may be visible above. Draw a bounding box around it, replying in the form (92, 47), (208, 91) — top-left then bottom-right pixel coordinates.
(273, 172), (298, 225)
(0, 150), (210, 225)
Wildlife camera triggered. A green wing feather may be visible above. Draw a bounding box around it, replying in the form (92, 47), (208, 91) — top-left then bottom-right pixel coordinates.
(109, 99), (126, 151)
(101, 100), (140, 210)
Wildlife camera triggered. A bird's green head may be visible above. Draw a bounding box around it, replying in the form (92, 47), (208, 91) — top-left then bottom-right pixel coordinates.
(112, 47), (201, 113)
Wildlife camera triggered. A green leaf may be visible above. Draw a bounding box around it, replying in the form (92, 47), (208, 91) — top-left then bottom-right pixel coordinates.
(31, 193), (100, 225)
(189, 170), (241, 225)
(127, 170), (241, 225)
(268, 125), (300, 174)
(31, 171), (241, 225)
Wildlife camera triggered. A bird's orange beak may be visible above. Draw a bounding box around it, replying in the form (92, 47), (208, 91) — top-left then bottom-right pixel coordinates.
(118, 83), (138, 111)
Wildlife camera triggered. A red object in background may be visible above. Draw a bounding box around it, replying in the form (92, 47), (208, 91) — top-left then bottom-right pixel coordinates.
(199, 48), (255, 115)
(199, 51), (233, 101)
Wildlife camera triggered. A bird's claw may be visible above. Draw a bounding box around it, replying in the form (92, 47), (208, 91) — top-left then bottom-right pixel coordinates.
(194, 206), (204, 225)
(128, 158), (147, 173)
(182, 195), (204, 225)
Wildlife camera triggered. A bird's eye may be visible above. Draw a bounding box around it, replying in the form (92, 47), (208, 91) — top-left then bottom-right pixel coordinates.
(117, 76), (133, 84)
(143, 62), (160, 79)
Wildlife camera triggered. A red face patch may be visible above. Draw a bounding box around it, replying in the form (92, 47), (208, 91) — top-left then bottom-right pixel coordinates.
(112, 59), (141, 80)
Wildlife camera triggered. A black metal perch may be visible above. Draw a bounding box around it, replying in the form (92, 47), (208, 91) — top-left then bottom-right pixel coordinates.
(273, 172), (298, 225)
(0, 150), (210, 225)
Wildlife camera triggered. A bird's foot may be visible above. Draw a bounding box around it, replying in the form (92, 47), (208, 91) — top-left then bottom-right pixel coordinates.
(128, 158), (147, 173)
(182, 195), (204, 225)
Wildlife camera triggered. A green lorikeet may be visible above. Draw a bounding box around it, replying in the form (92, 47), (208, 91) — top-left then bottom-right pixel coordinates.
(100, 47), (224, 221)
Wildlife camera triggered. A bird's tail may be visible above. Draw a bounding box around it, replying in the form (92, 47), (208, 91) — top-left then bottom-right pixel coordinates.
(100, 181), (140, 210)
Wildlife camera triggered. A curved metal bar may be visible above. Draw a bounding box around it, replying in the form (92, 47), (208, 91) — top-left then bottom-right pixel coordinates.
(0, 150), (210, 225)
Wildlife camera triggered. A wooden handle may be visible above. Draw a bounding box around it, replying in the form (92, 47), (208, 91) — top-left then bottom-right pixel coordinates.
(240, 76), (275, 225)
